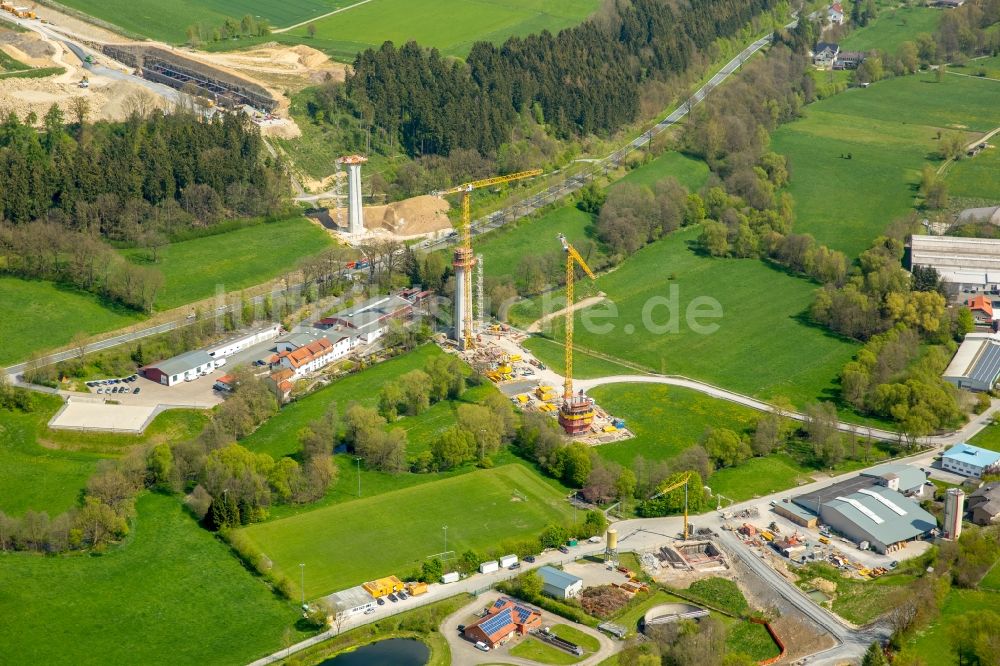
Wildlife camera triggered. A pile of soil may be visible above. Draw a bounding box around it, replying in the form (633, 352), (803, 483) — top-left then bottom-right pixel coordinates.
(331, 195), (452, 237)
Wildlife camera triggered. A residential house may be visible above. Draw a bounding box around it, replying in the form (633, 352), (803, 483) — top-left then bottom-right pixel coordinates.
(273, 336), (347, 379)
(968, 295), (995, 326)
(828, 2), (845, 24)
(967, 482), (1000, 525)
(813, 42), (840, 68)
(267, 368), (295, 402)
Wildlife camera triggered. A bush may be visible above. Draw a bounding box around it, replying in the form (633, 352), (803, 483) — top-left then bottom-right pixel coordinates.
(581, 585), (631, 618)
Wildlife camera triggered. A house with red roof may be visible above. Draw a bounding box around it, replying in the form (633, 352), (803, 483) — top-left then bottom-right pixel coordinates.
(968, 295), (995, 326)
(461, 597), (542, 649)
(829, 2), (845, 24)
(273, 335), (348, 380)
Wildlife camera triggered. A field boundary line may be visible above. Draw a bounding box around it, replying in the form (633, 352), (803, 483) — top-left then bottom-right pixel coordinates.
(275, 0), (376, 33)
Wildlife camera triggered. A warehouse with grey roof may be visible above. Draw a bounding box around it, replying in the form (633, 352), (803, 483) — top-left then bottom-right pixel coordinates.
(942, 333), (1000, 391)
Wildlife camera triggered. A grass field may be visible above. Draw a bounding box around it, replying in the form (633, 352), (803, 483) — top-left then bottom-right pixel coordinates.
(772, 73), (1000, 257)
(0, 493), (301, 665)
(288, 0), (601, 59)
(512, 226), (861, 407)
(121, 217), (332, 310)
(510, 637), (583, 665)
(900, 589), (996, 664)
(614, 151), (711, 192)
(708, 454), (814, 501)
(968, 424), (1000, 451)
(839, 6), (942, 53)
(55, 0), (352, 42)
(0, 394), (208, 516)
(0, 276), (143, 366)
(522, 337), (637, 379)
(238, 463), (577, 596)
(796, 561), (916, 625)
(583, 383), (759, 467)
(946, 143), (1000, 200)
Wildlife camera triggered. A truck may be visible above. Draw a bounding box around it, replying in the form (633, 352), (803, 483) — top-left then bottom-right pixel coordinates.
(441, 572), (460, 584)
(499, 554), (518, 569)
(479, 561), (499, 574)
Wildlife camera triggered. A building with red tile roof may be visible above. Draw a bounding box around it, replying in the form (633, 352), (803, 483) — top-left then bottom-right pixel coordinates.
(969, 295), (994, 325)
(462, 597), (541, 649)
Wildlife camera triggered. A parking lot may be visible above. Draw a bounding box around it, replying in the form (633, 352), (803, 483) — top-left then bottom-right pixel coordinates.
(49, 371), (225, 433)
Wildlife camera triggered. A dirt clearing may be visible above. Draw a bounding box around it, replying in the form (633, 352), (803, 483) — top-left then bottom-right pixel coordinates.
(320, 195), (452, 238)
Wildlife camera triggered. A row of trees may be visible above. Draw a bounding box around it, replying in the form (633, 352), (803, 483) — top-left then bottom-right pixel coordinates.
(0, 220), (163, 312)
(331, 0), (777, 159)
(186, 14), (271, 46)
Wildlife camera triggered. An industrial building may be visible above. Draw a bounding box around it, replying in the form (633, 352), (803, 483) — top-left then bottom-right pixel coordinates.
(967, 482), (1000, 525)
(206, 323), (281, 359)
(860, 463), (931, 498)
(942, 333), (1000, 392)
(272, 336), (348, 379)
(909, 234), (1000, 289)
(941, 443), (1000, 478)
(362, 575), (404, 598)
(326, 585), (376, 617)
(538, 566), (583, 599)
(317, 294), (413, 346)
(943, 488), (965, 540)
(276, 330), (330, 353)
(462, 597), (541, 649)
(773, 500), (819, 528)
(143, 350), (218, 386)
(792, 471), (937, 553)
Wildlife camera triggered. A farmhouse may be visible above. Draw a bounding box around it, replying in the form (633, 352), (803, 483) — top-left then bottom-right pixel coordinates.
(812, 42), (840, 68)
(828, 2), (845, 24)
(144, 350), (217, 386)
(942, 333), (1000, 391)
(834, 50), (866, 69)
(206, 323), (281, 359)
(538, 565), (583, 599)
(316, 294), (413, 346)
(462, 597), (541, 649)
(793, 475), (936, 553)
(909, 234), (1000, 289)
(326, 586), (376, 617)
(968, 295), (995, 326)
(967, 482), (1000, 525)
(941, 443), (1000, 478)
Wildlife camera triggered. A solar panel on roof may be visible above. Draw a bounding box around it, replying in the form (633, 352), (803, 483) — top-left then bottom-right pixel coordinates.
(971, 343), (1000, 385)
(479, 609), (513, 636)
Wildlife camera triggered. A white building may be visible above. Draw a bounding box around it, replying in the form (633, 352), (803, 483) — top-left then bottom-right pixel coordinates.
(206, 323), (281, 359)
(828, 2), (845, 24)
(144, 350), (217, 386)
(276, 330), (329, 353)
(274, 335), (350, 379)
(316, 294), (413, 348)
(538, 566), (583, 599)
(942, 443), (1000, 478)
(942, 333), (1000, 392)
(910, 234), (1000, 289)
(326, 586), (375, 617)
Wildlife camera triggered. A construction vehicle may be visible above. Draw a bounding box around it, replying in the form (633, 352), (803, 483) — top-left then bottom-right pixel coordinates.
(535, 385), (557, 401)
(761, 530), (775, 542)
(650, 471), (694, 540)
(78, 76), (89, 89)
(557, 234), (597, 434)
(818, 536), (830, 545)
(435, 169), (542, 349)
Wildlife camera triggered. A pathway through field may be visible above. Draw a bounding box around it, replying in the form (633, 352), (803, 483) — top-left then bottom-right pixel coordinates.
(275, 0), (375, 33)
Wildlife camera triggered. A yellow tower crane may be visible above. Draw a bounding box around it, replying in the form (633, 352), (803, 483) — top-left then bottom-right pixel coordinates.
(436, 169), (542, 349)
(557, 233), (597, 435)
(650, 471), (694, 540)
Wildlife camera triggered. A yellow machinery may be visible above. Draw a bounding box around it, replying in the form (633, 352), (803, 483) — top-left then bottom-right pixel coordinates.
(651, 471), (693, 540)
(436, 169), (542, 349)
(362, 575), (404, 598)
(557, 234), (597, 434)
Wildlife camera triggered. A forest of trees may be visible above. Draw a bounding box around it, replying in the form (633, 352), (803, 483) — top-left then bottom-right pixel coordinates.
(0, 107), (288, 311)
(309, 0), (777, 161)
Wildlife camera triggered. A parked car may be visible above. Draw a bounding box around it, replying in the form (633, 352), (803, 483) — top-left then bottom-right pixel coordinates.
(474, 641), (490, 652)
(457, 624), (466, 633)
(387, 594), (398, 602)
(524, 555), (536, 563)
(96, 388), (104, 394)
(558, 545), (570, 554)
(509, 562), (521, 570)
(376, 597), (385, 606)
(133, 388), (139, 394)
(398, 591), (408, 600)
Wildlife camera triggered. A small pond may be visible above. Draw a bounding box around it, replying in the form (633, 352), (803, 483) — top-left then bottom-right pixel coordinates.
(317, 638), (429, 666)
(806, 589), (830, 604)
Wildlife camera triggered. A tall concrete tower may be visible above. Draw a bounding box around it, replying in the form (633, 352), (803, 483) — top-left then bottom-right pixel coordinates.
(453, 245), (473, 349)
(338, 155), (367, 235)
(943, 487), (965, 540)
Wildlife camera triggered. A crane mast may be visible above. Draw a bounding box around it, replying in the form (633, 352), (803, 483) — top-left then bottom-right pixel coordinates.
(437, 169), (542, 349)
(650, 471), (693, 540)
(557, 234), (596, 435)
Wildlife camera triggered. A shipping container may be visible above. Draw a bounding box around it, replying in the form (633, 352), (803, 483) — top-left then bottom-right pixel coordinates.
(499, 554), (518, 568)
(441, 572), (460, 584)
(479, 560), (499, 574)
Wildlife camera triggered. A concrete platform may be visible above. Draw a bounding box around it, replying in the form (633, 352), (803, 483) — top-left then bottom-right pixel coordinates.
(49, 398), (159, 433)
